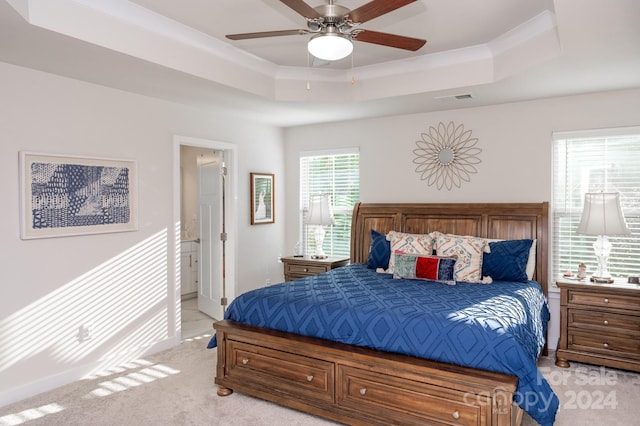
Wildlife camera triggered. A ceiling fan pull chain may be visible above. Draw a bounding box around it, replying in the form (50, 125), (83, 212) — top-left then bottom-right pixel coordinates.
(351, 50), (356, 85)
(306, 51), (312, 91)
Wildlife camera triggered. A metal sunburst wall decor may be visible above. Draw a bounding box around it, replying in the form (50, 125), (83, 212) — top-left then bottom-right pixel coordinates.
(413, 121), (482, 190)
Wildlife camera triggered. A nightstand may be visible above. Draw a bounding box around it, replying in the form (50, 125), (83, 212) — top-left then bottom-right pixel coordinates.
(281, 255), (349, 282)
(555, 278), (640, 372)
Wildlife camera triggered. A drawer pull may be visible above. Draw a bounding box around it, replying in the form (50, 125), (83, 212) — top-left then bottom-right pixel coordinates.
(359, 388), (367, 396)
(303, 268), (309, 272)
(306, 375), (314, 382)
(603, 320), (609, 326)
(242, 358), (249, 365)
(603, 343), (609, 349)
(604, 298), (609, 303)
(452, 410), (460, 419)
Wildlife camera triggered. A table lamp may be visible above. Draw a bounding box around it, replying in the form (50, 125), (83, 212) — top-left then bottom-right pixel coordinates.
(576, 192), (631, 283)
(306, 194), (336, 259)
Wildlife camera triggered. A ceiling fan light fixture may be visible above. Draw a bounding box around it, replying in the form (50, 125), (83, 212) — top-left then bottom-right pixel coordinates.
(308, 33), (353, 61)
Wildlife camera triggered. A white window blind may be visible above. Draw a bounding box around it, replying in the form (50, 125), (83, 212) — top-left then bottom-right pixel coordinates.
(552, 127), (640, 279)
(300, 148), (360, 257)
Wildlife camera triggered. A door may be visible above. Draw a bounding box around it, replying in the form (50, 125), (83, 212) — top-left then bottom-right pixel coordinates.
(197, 156), (224, 320)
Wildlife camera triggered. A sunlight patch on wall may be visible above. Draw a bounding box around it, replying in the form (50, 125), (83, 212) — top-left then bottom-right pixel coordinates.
(0, 229), (170, 387)
(174, 220), (181, 341)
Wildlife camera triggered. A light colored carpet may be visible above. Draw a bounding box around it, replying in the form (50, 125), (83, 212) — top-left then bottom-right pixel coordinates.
(532, 354), (640, 426)
(1, 334), (639, 425)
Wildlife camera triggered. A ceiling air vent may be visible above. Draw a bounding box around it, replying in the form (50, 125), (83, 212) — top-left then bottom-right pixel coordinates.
(435, 93), (474, 101)
(454, 93), (473, 100)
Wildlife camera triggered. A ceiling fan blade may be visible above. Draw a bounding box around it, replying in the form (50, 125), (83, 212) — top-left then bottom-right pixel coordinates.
(354, 30), (426, 51)
(280, 0), (322, 19)
(348, 0), (417, 24)
(226, 29), (308, 40)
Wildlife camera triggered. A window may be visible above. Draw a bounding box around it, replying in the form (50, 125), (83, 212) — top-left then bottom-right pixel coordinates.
(300, 148), (360, 258)
(552, 127), (640, 280)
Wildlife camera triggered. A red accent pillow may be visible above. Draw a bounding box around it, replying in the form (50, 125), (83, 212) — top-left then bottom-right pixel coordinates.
(393, 251), (457, 285)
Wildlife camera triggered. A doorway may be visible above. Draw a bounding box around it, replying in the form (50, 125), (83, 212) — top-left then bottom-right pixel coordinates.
(173, 135), (237, 339)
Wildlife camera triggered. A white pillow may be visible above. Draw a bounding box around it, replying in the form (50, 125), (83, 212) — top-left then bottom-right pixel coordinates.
(525, 241), (536, 279)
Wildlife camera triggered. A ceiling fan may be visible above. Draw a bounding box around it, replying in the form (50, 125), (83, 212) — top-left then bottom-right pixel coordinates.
(226, 0), (426, 61)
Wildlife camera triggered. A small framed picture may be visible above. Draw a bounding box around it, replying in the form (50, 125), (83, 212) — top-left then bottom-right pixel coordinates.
(250, 172), (274, 225)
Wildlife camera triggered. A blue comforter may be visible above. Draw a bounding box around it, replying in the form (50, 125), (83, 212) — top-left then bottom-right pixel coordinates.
(208, 263), (558, 426)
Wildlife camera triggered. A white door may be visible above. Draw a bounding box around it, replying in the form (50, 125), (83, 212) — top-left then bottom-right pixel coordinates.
(197, 157), (224, 320)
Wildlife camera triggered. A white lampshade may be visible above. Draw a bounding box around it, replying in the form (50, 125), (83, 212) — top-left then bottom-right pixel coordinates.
(307, 33), (353, 61)
(577, 192), (630, 236)
(306, 194), (336, 226)
(576, 192), (630, 281)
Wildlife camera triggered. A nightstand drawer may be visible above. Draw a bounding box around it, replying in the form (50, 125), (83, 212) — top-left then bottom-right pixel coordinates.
(569, 308), (640, 335)
(285, 263), (328, 276)
(568, 330), (640, 356)
(567, 289), (640, 311)
(281, 256), (350, 282)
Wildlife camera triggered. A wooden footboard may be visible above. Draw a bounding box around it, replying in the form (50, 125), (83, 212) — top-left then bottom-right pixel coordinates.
(214, 320), (523, 426)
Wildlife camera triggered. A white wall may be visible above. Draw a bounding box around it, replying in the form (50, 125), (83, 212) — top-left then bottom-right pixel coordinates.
(0, 61), (285, 406)
(283, 88), (640, 350)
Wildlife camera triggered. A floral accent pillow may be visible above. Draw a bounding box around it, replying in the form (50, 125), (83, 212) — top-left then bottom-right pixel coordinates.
(434, 233), (489, 283)
(393, 251), (456, 285)
(386, 231), (438, 273)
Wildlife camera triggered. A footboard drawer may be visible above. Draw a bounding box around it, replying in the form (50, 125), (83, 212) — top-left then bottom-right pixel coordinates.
(226, 340), (334, 402)
(337, 365), (488, 426)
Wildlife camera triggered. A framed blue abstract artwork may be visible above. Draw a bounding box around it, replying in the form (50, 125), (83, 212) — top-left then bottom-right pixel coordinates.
(20, 152), (138, 239)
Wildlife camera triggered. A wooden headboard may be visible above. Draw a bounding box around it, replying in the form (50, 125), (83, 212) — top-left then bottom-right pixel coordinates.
(350, 202), (549, 295)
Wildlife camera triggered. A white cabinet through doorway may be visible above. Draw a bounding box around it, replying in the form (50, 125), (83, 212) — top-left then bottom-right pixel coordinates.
(181, 240), (199, 297)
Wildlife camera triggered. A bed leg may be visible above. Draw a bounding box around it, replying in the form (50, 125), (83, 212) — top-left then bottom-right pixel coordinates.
(217, 385), (233, 396)
(555, 356), (570, 368)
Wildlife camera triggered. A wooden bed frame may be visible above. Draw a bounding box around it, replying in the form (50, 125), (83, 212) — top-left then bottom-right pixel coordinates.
(214, 202), (549, 426)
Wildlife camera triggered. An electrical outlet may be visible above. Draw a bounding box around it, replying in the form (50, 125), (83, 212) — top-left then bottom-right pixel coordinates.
(77, 324), (93, 342)
(265, 278), (271, 285)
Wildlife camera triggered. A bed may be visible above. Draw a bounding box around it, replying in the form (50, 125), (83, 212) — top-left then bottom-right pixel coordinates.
(210, 202), (558, 426)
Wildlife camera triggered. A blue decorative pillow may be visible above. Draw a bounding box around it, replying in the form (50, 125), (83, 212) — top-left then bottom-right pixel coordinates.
(482, 239), (533, 282)
(367, 229), (391, 270)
